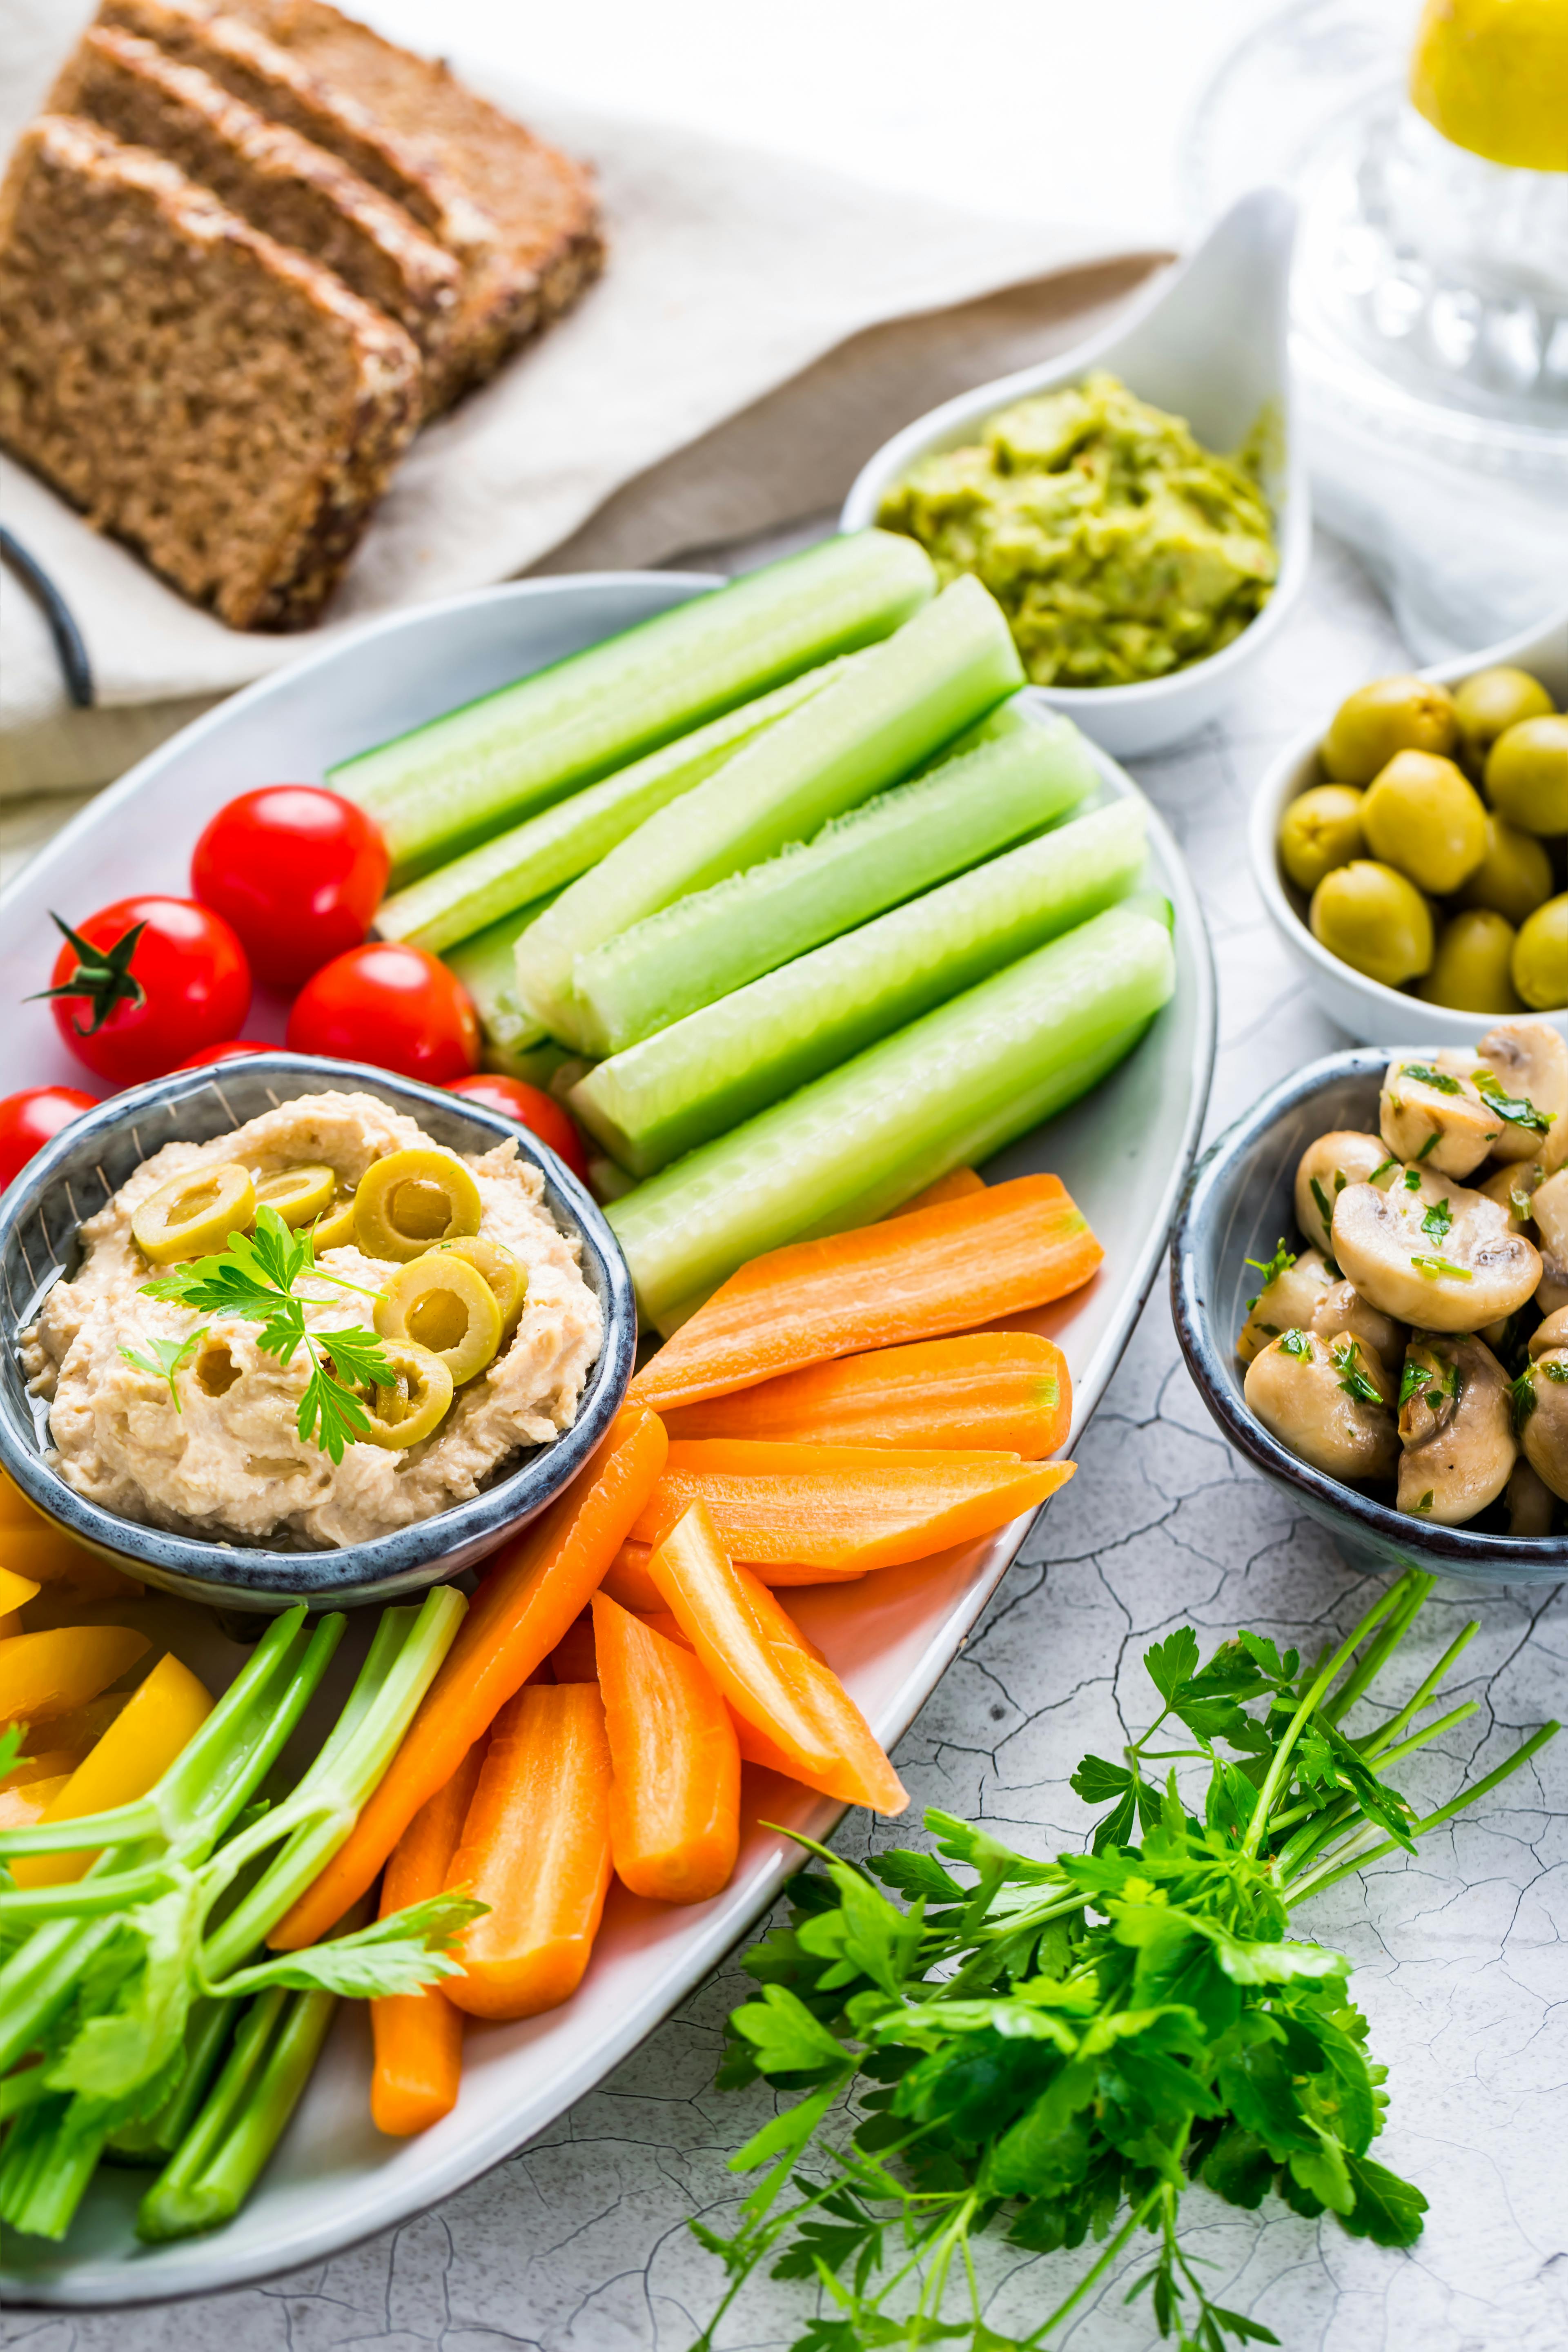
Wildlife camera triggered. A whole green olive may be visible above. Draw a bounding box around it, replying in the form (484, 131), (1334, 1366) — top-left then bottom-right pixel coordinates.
(1486, 715), (1568, 834)
(1453, 812), (1555, 924)
(1310, 860), (1434, 988)
(1361, 748), (1487, 894)
(1278, 784), (1365, 893)
(1454, 665), (1554, 767)
(1321, 674), (1458, 784)
(1512, 892), (1568, 1009)
(1418, 908), (1523, 1013)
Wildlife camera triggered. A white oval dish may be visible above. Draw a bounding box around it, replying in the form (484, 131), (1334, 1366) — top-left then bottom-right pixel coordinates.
(1249, 601), (1568, 1048)
(840, 189), (1310, 760)
(0, 575), (1215, 2305)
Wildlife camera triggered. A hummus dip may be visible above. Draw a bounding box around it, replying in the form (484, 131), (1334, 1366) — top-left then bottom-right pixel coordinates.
(22, 1090), (603, 1549)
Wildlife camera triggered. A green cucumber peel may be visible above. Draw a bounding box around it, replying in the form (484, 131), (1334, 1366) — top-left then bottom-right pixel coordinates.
(569, 707), (1098, 1057)
(607, 898), (1175, 1331)
(514, 574), (1025, 1049)
(331, 530), (934, 880)
(571, 795), (1147, 1176)
(379, 659), (850, 952)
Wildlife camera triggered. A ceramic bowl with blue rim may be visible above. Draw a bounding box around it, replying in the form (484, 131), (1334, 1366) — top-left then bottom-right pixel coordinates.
(1171, 1046), (1568, 1587)
(0, 1052), (635, 1611)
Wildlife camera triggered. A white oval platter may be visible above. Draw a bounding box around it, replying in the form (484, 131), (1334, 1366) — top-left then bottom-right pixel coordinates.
(0, 569), (1214, 2305)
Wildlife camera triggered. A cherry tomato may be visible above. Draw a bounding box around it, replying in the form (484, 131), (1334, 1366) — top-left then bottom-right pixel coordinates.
(286, 943), (479, 1083)
(190, 787), (389, 987)
(0, 1086), (98, 1190)
(445, 1073), (592, 1185)
(41, 898), (251, 1085)
(175, 1040), (274, 1069)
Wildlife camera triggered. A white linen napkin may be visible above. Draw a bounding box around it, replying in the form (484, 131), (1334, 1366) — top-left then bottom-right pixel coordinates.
(0, 0), (1162, 791)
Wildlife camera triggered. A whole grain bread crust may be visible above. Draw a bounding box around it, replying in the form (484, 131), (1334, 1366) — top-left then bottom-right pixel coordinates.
(0, 115), (420, 629)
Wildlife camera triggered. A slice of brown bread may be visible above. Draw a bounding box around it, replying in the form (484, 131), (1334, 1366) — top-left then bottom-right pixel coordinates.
(48, 24), (460, 406)
(0, 115), (421, 630)
(97, 0), (599, 408)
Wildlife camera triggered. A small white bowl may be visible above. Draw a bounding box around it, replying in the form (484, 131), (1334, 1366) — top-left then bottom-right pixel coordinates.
(841, 189), (1310, 760)
(1250, 602), (1568, 1048)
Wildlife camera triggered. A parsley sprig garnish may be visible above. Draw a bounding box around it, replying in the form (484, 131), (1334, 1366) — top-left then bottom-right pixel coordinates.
(1400, 1062), (1461, 1095)
(140, 1205), (394, 1463)
(694, 1574), (1559, 2352)
(1473, 1069), (1553, 1134)
(118, 1327), (208, 1413)
(1243, 1237), (1295, 1310)
(1419, 1196), (1452, 1240)
(1332, 1336), (1383, 1405)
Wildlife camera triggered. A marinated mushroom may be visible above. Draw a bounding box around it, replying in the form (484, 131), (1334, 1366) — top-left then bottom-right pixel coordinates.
(1528, 1303), (1568, 1357)
(1237, 1242), (1331, 1363)
(1477, 1158), (1546, 1230)
(1395, 1333), (1516, 1523)
(1244, 1328), (1399, 1481)
(1529, 1170), (1568, 1313)
(1293, 1130), (1391, 1256)
(1507, 1458), (1556, 1536)
(1518, 1346), (1568, 1501)
(1331, 1168), (1542, 1330)
(1473, 1018), (1568, 1169)
(1311, 1276), (1406, 1365)
(1378, 1050), (1505, 1177)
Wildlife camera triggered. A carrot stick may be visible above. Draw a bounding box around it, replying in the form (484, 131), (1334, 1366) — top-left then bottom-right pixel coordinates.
(592, 1593), (739, 1903)
(269, 1405), (667, 1951)
(443, 1684), (613, 2019)
(662, 1333), (1070, 1457)
(646, 1502), (906, 1814)
(883, 1167), (985, 1217)
(633, 1440), (1074, 1574)
(370, 1738), (487, 2137)
(628, 1174), (1100, 1410)
(601, 1538), (865, 1610)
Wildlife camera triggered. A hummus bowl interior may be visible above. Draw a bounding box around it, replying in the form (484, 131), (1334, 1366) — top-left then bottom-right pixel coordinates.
(1172, 1047), (1568, 1586)
(0, 1054), (635, 1609)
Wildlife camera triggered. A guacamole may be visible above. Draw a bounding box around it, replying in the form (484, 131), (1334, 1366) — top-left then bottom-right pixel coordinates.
(876, 372), (1278, 690)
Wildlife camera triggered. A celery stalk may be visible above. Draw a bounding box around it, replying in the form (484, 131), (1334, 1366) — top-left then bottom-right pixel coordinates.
(331, 530), (934, 880)
(379, 660), (849, 953)
(570, 710), (1098, 1057)
(606, 902), (1176, 1330)
(571, 798), (1146, 1176)
(515, 575), (1025, 1049)
(443, 896), (555, 1053)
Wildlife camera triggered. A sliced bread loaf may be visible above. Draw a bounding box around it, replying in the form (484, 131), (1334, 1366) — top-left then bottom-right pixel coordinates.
(0, 115), (421, 629)
(97, 0), (599, 408)
(49, 24), (460, 405)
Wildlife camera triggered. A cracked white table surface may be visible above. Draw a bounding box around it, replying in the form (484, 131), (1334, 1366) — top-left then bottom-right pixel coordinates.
(7, 532), (1568, 2352)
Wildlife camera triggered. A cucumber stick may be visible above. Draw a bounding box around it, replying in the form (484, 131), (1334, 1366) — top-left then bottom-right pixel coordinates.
(606, 900), (1177, 1330)
(572, 796), (1146, 1174)
(570, 709), (1098, 1056)
(378, 659), (851, 953)
(515, 575), (1025, 1049)
(330, 530), (934, 881)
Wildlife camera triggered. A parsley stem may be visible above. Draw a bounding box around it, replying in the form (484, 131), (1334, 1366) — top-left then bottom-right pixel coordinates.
(1287, 1720), (1561, 1903)
(1271, 1701), (1479, 1883)
(1355, 1621), (1479, 1759)
(1318, 1570), (1433, 1727)
(1023, 2164), (1174, 2343)
(1241, 1579), (1412, 1859)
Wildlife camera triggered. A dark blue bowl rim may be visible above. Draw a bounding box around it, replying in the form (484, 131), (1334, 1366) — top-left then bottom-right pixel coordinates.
(1169, 1044), (1568, 1572)
(0, 1053), (636, 1595)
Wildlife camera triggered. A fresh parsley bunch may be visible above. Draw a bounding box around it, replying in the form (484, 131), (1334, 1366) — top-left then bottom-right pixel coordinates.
(135, 1204), (394, 1461)
(695, 1570), (1557, 2352)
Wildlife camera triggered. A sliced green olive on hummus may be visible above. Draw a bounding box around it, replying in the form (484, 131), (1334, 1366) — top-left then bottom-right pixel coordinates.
(131, 1160), (256, 1265)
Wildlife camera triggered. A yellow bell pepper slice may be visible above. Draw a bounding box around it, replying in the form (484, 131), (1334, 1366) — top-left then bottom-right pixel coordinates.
(0, 1564), (40, 1641)
(0, 1624), (150, 1731)
(12, 1651), (213, 1889)
(0, 1773), (74, 1831)
(37, 1693), (127, 1756)
(0, 1472), (143, 1600)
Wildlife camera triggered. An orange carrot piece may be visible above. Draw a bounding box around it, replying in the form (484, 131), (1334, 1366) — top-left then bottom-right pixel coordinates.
(628, 1174), (1101, 1410)
(443, 1684), (613, 2019)
(0, 1472), (143, 1599)
(593, 1593), (739, 1903)
(548, 1611), (598, 1684)
(662, 1333), (1070, 1457)
(635, 1604), (829, 1669)
(370, 1739), (487, 2137)
(883, 1167), (986, 1217)
(646, 1502), (906, 1814)
(603, 1537), (864, 1608)
(270, 1405), (667, 1951)
(633, 1440), (1074, 1574)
